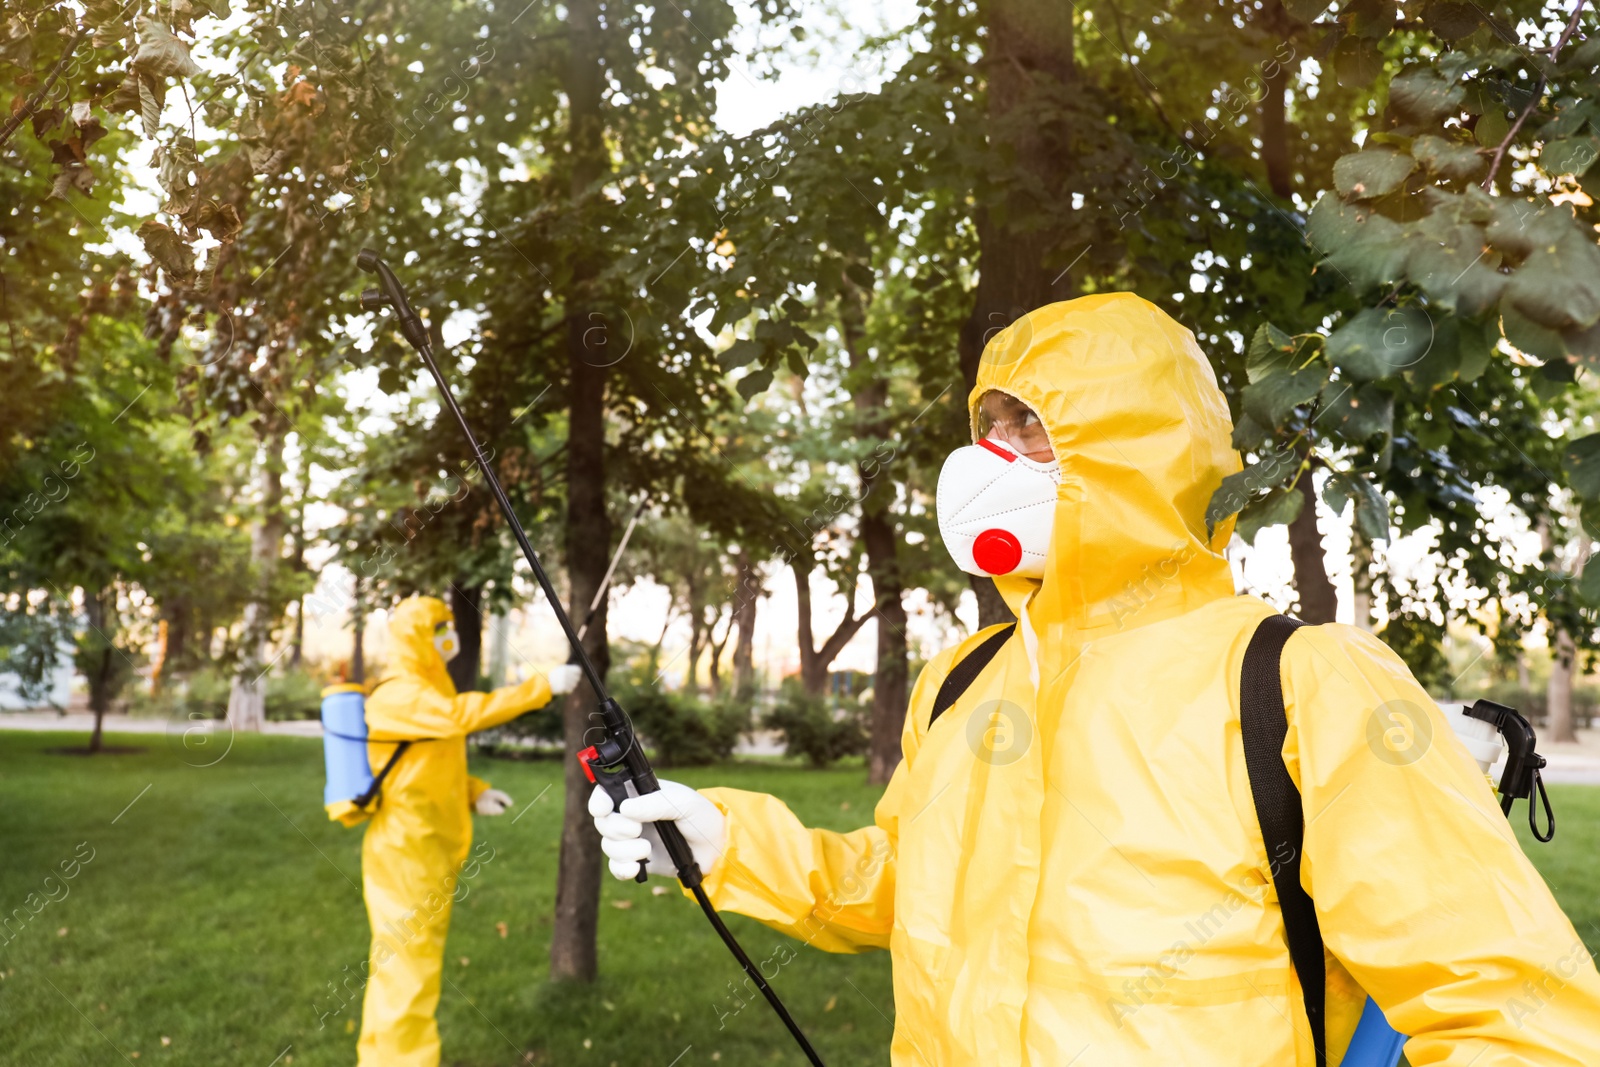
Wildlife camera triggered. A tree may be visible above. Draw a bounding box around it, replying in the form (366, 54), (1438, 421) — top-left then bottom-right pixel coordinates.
(1203, 0), (1600, 667)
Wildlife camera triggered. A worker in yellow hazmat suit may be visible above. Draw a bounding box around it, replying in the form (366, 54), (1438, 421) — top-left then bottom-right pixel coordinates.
(591, 294), (1600, 1066)
(351, 595), (579, 1067)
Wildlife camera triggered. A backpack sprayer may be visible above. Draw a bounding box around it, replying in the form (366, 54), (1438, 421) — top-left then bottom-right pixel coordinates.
(354, 249), (827, 1067)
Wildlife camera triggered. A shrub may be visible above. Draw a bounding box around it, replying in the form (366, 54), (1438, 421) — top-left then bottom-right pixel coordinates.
(764, 681), (867, 768)
(265, 667), (324, 720)
(183, 666), (233, 718)
(625, 687), (747, 767)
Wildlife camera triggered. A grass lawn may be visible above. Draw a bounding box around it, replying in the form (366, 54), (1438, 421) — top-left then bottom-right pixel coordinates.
(0, 730), (893, 1066)
(1, 729), (1597, 1067)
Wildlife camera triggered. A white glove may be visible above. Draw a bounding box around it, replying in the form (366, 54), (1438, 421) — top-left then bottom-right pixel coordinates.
(474, 788), (513, 816)
(588, 780), (726, 881)
(546, 664), (582, 696)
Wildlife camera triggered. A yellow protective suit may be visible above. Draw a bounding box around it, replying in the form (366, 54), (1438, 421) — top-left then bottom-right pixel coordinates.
(353, 595), (553, 1067)
(697, 294), (1600, 1066)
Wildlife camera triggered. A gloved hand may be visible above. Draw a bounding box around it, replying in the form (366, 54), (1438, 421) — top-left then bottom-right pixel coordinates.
(474, 788), (513, 816)
(588, 780), (726, 881)
(546, 665), (582, 695)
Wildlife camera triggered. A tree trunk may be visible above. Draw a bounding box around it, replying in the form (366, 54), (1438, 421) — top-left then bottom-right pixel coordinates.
(487, 609), (509, 688)
(85, 587), (112, 755)
(685, 615), (705, 693)
(794, 560), (823, 695)
(1261, 64), (1292, 198)
(862, 505), (907, 785)
(707, 611), (732, 695)
(1287, 469), (1338, 624)
(793, 559), (870, 697)
(228, 430), (287, 732)
(1546, 537), (1589, 744)
(1260, 6), (1337, 626)
(958, 1), (1075, 630)
(1350, 530), (1375, 631)
(550, 0), (610, 985)
(841, 277), (910, 785)
(1259, 0), (1300, 201)
(731, 553), (760, 694)
(350, 576), (366, 686)
(290, 599), (304, 668)
(289, 507), (306, 668)
(447, 580), (485, 693)
(1548, 627), (1578, 743)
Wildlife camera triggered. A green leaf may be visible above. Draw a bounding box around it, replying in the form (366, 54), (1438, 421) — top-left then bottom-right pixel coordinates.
(1206, 450), (1301, 532)
(736, 367), (774, 400)
(1456, 316), (1495, 381)
(1235, 488), (1305, 546)
(1501, 303), (1568, 361)
(1485, 199), (1571, 259)
(1284, 0), (1329, 19)
(1245, 323), (1296, 383)
(1474, 106), (1511, 147)
(1406, 316), (1462, 388)
(1242, 361), (1330, 430)
(1420, 0), (1481, 40)
(717, 338), (762, 372)
(1581, 500), (1600, 542)
(1562, 320), (1600, 366)
(1562, 432), (1600, 501)
(1231, 413), (1270, 451)
(1325, 307), (1435, 380)
(1406, 213), (1504, 316)
(1333, 149), (1417, 199)
(1542, 134), (1600, 178)
(1503, 231), (1600, 330)
(1321, 469), (1391, 542)
(1332, 35), (1382, 86)
(1388, 66), (1467, 126)
(1410, 134), (1485, 181)
(1307, 195), (1408, 292)
(1577, 558), (1600, 604)
(1320, 382), (1394, 443)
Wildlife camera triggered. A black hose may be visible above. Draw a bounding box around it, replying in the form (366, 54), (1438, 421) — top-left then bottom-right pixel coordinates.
(691, 884), (826, 1067)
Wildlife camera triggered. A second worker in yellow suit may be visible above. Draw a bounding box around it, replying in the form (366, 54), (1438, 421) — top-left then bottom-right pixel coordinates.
(333, 594), (579, 1067)
(590, 295), (1600, 1066)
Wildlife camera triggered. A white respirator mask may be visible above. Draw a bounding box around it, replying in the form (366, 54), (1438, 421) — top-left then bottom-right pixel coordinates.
(433, 623), (462, 663)
(936, 439), (1060, 579)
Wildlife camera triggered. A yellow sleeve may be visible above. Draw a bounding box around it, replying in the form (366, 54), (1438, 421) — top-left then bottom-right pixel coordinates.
(467, 775), (491, 805)
(451, 673), (553, 734)
(1284, 624), (1600, 1066)
(367, 673), (553, 739)
(694, 659), (946, 953)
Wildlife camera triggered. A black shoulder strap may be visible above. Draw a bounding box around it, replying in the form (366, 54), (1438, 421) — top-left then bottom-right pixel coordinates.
(1240, 614), (1326, 1067)
(355, 741), (412, 811)
(928, 623), (1017, 728)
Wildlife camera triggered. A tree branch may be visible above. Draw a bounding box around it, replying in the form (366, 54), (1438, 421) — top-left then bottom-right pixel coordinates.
(1482, 0), (1589, 191)
(0, 24), (88, 150)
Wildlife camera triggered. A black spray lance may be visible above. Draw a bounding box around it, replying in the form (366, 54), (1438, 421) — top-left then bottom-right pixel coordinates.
(355, 249), (827, 1066)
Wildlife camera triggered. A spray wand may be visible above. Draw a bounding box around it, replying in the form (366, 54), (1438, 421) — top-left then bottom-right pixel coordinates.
(356, 248), (826, 1067)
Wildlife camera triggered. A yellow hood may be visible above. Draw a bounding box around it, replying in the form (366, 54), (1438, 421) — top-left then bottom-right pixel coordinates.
(385, 595), (457, 695)
(971, 293), (1240, 681)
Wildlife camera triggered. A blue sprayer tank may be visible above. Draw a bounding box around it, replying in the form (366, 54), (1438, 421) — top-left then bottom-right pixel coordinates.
(321, 684), (372, 807)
